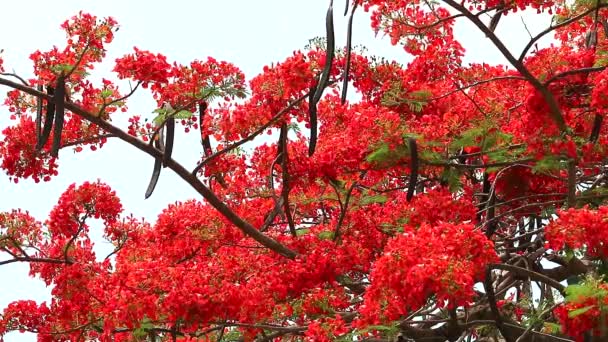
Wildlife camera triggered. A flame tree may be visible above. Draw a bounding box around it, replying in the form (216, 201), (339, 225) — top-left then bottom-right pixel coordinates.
(1, 0), (608, 341)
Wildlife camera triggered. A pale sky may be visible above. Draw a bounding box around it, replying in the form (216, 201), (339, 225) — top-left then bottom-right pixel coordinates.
(0, 1), (553, 340)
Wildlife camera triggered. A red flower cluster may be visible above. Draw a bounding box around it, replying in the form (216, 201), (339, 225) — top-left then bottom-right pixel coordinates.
(360, 221), (498, 323)
(30, 12), (117, 84)
(554, 281), (608, 341)
(113, 48), (171, 88)
(0, 116), (58, 182)
(545, 206), (608, 258)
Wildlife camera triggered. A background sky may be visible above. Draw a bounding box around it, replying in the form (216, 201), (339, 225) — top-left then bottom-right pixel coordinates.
(0, 1), (553, 340)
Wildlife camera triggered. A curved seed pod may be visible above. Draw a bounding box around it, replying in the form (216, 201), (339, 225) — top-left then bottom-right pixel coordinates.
(162, 116), (175, 167)
(312, 0), (335, 105)
(276, 124), (285, 165)
(590, 113), (603, 143)
(488, 11), (502, 33)
(309, 0), (335, 156)
(145, 126), (165, 199)
(50, 76), (66, 158)
(343, 0), (349, 16)
(585, 29), (598, 49)
(145, 158), (163, 199)
(35, 84), (43, 143)
(36, 86), (55, 151)
(279, 123), (297, 236)
(199, 101), (213, 157)
(157, 120), (166, 152)
(308, 79), (319, 157)
(406, 138), (418, 202)
(341, 2), (357, 104)
(487, 0), (504, 34)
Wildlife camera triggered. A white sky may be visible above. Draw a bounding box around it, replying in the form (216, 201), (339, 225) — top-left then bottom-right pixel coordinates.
(0, 1), (553, 340)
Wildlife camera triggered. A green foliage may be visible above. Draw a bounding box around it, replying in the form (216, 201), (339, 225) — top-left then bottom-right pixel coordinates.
(100, 89), (114, 98)
(576, 187), (608, 208)
(543, 322), (562, 334)
(152, 108), (193, 126)
(441, 167), (462, 192)
(532, 155), (563, 174)
(366, 142), (408, 167)
(359, 194), (388, 205)
(568, 305), (595, 318)
(565, 282), (608, 302)
(296, 228), (310, 236)
(132, 318), (155, 339)
(381, 84), (432, 113)
(450, 124), (513, 154)
(360, 322), (401, 340)
(318, 231), (335, 240)
(595, 48), (608, 67)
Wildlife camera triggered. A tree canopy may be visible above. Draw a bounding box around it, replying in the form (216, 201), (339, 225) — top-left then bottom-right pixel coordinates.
(1, 0), (608, 341)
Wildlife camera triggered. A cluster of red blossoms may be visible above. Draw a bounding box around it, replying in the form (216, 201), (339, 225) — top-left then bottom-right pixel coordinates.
(553, 280), (608, 341)
(545, 206), (608, 258)
(361, 221), (498, 323)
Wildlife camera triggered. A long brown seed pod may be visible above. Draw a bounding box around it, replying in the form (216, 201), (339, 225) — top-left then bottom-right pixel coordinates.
(50, 76), (66, 157)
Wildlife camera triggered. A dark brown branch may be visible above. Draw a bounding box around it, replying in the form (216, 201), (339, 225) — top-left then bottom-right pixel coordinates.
(192, 93), (308, 176)
(99, 81), (141, 115)
(519, 4), (608, 62)
(406, 138), (418, 202)
(60, 134), (115, 149)
(544, 66), (606, 85)
(443, 0), (567, 132)
(0, 77), (298, 259)
(490, 263), (565, 294)
(431, 76), (526, 101)
(0, 256), (73, 266)
(333, 182), (356, 242)
(484, 267), (514, 342)
(567, 160), (576, 208)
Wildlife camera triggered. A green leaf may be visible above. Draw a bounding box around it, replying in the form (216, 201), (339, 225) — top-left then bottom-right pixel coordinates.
(366, 142), (409, 167)
(360, 194), (388, 205)
(132, 327), (146, 339)
(450, 126), (485, 149)
(100, 89), (113, 99)
(318, 231), (335, 240)
(174, 110), (193, 120)
(152, 114), (165, 126)
(296, 229), (310, 236)
(381, 87), (432, 112)
(366, 143), (390, 163)
(565, 283), (608, 303)
(543, 322), (561, 334)
(568, 305), (595, 318)
(419, 149), (443, 163)
(532, 155), (563, 174)
(441, 167), (462, 192)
